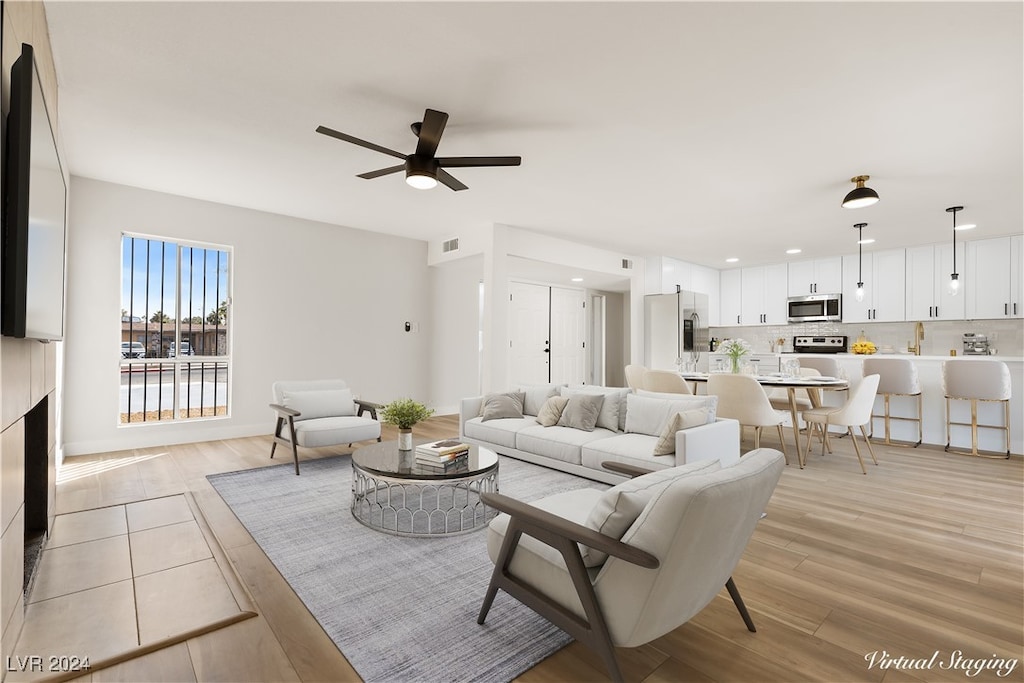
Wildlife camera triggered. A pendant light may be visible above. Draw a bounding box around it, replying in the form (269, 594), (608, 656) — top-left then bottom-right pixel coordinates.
(842, 175), (880, 209)
(946, 206), (963, 296)
(853, 223), (867, 302)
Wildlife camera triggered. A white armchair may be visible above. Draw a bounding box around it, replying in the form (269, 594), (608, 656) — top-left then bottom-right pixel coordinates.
(476, 449), (785, 682)
(269, 379), (382, 474)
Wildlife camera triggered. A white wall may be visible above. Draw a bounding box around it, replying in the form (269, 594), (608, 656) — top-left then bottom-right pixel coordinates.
(63, 177), (432, 455)
(428, 254), (483, 413)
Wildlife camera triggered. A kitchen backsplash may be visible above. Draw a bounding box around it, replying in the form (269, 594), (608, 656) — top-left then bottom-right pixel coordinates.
(712, 318), (1024, 357)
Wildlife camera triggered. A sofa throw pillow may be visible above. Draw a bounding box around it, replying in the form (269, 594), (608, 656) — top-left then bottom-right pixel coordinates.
(281, 389), (355, 421)
(580, 458), (721, 566)
(536, 395), (570, 427)
(556, 394), (605, 432)
(480, 392), (526, 421)
(516, 384), (564, 417)
(560, 386), (628, 432)
(624, 394), (718, 437)
(652, 408), (710, 456)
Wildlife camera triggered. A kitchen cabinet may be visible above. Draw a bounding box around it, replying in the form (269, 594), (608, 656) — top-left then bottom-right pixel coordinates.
(905, 243), (965, 321)
(720, 269), (742, 325)
(965, 235), (1023, 319)
(788, 257), (843, 296)
(842, 248), (906, 323)
(709, 353), (781, 373)
(740, 264), (788, 325)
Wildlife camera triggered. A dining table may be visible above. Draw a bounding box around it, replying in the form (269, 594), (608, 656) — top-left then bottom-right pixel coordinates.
(678, 372), (850, 467)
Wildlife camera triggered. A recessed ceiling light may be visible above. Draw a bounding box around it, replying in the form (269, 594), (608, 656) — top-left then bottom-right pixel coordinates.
(954, 223), (976, 231)
(786, 248), (802, 255)
(858, 238), (876, 245)
(571, 277), (584, 282)
(725, 257), (739, 263)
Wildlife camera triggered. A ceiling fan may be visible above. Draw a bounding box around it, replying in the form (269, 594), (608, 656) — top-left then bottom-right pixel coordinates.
(316, 108), (522, 191)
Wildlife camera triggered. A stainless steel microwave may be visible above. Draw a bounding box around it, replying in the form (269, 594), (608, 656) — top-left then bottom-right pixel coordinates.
(787, 293), (842, 323)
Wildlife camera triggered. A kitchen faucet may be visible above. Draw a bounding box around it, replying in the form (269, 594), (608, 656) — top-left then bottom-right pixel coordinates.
(908, 321), (925, 356)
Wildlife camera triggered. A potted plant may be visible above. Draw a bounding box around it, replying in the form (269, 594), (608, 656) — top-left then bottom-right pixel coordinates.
(380, 398), (435, 450)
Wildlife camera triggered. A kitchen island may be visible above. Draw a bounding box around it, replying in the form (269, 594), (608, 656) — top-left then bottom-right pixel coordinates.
(792, 353), (1023, 456)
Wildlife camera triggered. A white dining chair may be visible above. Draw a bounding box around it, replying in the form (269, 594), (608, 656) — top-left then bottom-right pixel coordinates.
(642, 369), (693, 394)
(801, 374), (880, 474)
(707, 373), (788, 464)
(624, 364), (647, 391)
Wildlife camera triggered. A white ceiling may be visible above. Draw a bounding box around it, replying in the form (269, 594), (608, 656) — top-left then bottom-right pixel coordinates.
(44, 1), (1022, 271)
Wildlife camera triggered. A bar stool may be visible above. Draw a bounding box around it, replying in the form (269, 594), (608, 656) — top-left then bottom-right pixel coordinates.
(863, 357), (922, 447)
(941, 360), (1011, 458)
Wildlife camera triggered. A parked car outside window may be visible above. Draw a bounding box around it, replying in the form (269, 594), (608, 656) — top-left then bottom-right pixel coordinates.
(168, 341), (193, 357)
(121, 342), (146, 359)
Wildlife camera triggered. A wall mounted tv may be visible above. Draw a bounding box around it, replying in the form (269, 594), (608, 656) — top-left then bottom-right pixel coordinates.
(2, 43), (68, 341)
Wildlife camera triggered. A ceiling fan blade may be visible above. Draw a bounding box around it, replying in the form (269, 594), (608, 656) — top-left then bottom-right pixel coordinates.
(415, 109), (449, 158)
(357, 164), (405, 180)
(437, 169), (468, 191)
(436, 156), (522, 168)
(316, 125), (406, 160)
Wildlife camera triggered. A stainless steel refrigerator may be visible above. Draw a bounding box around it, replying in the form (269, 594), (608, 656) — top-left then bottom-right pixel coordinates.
(643, 288), (710, 372)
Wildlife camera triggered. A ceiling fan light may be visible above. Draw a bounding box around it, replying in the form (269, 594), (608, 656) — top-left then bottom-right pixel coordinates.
(842, 175), (880, 209)
(406, 172), (437, 190)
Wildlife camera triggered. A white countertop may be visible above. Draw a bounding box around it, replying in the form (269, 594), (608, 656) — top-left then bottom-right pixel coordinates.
(788, 352), (1024, 363)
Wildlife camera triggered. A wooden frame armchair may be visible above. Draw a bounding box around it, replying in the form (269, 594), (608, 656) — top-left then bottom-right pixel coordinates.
(269, 379), (382, 475)
(477, 450), (785, 682)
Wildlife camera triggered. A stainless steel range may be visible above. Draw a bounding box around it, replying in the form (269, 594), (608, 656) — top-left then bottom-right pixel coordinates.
(793, 335), (847, 353)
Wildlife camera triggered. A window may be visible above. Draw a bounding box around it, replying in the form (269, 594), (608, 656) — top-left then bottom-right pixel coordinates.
(120, 234), (231, 424)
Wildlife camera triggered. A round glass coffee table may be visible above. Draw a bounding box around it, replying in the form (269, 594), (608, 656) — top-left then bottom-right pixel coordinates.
(351, 440), (499, 537)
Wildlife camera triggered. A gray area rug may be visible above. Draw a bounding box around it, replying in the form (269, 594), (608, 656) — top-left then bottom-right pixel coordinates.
(207, 454), (606, 683)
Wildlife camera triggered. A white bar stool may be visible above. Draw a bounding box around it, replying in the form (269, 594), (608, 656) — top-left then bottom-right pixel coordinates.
(863, 357), (922, 447)
(941, 360), (1012, 458)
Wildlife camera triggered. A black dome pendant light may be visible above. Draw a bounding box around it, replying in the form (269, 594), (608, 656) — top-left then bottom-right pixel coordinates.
(842, 175), (880, 209)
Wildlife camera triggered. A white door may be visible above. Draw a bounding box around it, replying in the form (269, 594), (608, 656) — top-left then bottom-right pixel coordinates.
(966, 237), (1011, 319)
(509, 282), (550, 385)
(550, 287), (585, 385)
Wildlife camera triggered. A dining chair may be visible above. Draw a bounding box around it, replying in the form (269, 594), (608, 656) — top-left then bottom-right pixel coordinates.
(624, 364), (647, 391)
(641, 369), (693, 394)
(801, 374), (880, 474)
(707, 373), (788, 463)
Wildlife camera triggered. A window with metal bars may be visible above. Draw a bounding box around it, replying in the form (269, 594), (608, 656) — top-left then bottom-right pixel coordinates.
(120, 234), (231, 424)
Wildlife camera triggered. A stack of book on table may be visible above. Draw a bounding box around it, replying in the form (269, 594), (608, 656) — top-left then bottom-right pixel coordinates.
(415, 439), (470, 470)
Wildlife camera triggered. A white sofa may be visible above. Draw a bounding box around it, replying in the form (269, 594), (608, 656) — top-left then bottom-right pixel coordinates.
(459, 385), (740, 484)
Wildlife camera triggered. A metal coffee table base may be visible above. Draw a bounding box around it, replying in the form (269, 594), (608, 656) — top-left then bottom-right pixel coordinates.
(351, 467), (499, 537)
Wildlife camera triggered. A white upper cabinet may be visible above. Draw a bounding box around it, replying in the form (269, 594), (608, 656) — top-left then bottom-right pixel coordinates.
(741, 264), (789, 325)
(842, 249), (906, 323)
(788, 257), (843, 296)
(905, 243), (965, 321)
(966, 235), (1023, 319)
(720, 269), (742, 326)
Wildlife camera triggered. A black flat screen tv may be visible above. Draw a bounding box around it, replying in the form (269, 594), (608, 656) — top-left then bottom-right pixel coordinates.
(2, 43), (67, 341)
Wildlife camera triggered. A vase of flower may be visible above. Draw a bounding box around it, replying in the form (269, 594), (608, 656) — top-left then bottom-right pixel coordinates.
(719, 338), (752, 374)
(380, 398), (435, 451)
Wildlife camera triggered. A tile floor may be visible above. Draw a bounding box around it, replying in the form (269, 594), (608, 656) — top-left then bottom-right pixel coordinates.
(8, 494), (247, 681)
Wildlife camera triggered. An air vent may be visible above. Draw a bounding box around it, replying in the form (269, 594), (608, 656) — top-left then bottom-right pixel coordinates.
(442, 238), (460, 253)
(621, 258), (633, 270)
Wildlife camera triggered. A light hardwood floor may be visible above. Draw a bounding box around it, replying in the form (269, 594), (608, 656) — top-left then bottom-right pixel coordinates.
(26, 416), (1023, 682)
